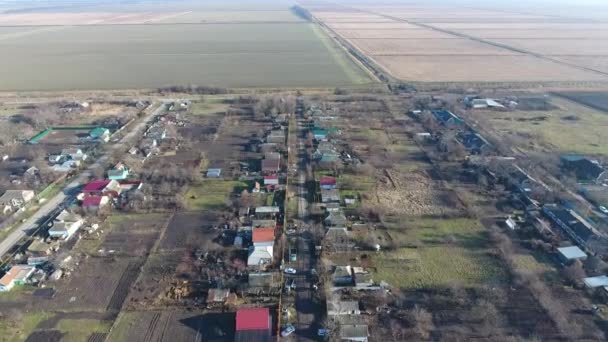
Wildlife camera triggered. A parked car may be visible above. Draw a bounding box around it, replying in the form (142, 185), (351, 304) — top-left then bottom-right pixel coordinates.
(282, 324), (296, 337)
(599, 206), (608, 214)
(284, 267), (297, 274)
(318, 328), (330, 336)
(289, 248), (297, 262)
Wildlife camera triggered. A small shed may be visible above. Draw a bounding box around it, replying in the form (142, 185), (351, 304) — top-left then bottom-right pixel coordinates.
(206, 168), (222, 178)
(557, 246), (587, 264)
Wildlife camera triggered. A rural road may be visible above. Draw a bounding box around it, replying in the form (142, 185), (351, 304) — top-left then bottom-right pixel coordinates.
(0, 101), (169, 259)
(291, 99), (323, 341)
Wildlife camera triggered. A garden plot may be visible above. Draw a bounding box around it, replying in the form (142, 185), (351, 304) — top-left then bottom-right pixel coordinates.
(48, 258), (141, 312)
(100, 214), (169, 257)
(159, 212), (224, 251)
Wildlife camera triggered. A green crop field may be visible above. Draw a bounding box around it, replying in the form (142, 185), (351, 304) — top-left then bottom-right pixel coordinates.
(0, 21), (372, 91)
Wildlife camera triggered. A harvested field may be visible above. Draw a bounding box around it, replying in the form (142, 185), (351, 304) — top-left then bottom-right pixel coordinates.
(308, 2), (608, 83)
(326, 22), (419, 30)
(338, 28), (457, 39)
(159, 212), (223, 251)
(428, 23), (608, 30)
(554, 56), (608, 74)
(493, 38), (608, 55)
(348, 37), (518, 56)
(108, 310), (236, 342)
(458, 29), (608, 39)
(374, 55), (606, 82)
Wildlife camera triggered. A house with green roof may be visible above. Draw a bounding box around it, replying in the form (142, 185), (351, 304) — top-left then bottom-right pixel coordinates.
(89, 127), (110, 142)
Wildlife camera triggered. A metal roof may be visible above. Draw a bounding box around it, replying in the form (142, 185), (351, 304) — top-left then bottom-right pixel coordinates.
(557, 246), (587, 260)
(584, 275), (608, 288)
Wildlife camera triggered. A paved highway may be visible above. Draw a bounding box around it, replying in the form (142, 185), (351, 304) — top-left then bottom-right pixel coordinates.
(0, 101), (168, 258)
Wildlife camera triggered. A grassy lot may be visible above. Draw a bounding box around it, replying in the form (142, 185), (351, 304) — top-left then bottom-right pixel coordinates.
(0, 311), (53, 342)
(184, 180), (248, 210)
(189, 97), (230, 116)
(57, 319), (112, 342)
(473, 97), (608, 155)
(371, 217), (507, 289)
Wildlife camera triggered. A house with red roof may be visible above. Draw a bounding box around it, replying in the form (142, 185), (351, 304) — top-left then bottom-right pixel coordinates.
(320, 176), (337, 190)
(82, 195), (109, 213)
(82, 179), (121, 198)
(235, 307), (272, 342)
(263, 175), (279, 186)
(248, 228), (275, 267)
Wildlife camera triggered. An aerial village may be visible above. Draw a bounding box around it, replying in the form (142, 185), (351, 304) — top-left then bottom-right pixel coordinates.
(0, 90), (608, 341)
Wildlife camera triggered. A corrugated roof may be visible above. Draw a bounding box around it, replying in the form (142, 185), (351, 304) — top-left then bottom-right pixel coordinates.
(82, 196), (104, 207)
(235, 308), (270, 331)
(83, 180), (110, 192)
(584, 275), (608, 288)
(253, 228), (275, 243)
(557, 246), (587, 260)
(320, 176), (337, 186)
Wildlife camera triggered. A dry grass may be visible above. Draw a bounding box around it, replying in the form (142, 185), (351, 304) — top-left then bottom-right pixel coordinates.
(470, 97), (608, 155)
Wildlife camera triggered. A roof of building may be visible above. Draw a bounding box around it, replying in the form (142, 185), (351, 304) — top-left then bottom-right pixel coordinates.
(252, 220), (276, 228)
(89, 127), (109, 137)
(82, 196), (104, 207)
(0, 190), (34, 202)
(561, 155), (604, 181)
(207, 288), (230, 302)
(261, 159), (280, 171)
(256, 206), (280, 214)
(264, 152), (281, 160)
(235, 308), (270, 331)
(328, 300), (360, 314)
(334, 265), (353, 279)
(321, 189), (340, 202)
(0, 265), (35, 287)
(253, 228), (275, 243)
(583, 275), (608, 288)
(320, 176), (337, 186)
(83, 180), (110, 192)
(432, 109), (464, 125)
(325, 211), (347, 227)
(248, 248), (273, 266)
(340, 324), (368, 339)
(248, 272), (277, 288)
(557, 246), (587, 260)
